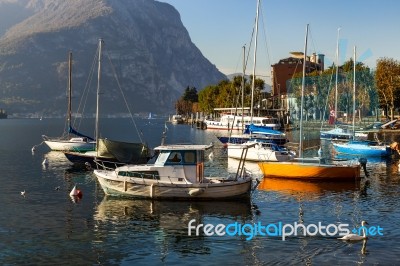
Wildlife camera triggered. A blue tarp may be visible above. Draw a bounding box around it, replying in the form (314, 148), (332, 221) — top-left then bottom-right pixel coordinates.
(68, 126), (95, 141)
(244, 124), (283, 135)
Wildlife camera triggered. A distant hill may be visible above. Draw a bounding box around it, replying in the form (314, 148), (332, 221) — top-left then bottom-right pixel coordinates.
(0, 0), (226, 116)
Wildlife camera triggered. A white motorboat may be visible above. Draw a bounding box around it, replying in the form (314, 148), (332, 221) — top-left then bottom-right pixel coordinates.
(94, 144), (252, 200)
(227, 139), (295, 162)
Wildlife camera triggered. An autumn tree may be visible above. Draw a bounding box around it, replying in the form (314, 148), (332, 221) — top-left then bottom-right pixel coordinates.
(375, 58), (400, 120)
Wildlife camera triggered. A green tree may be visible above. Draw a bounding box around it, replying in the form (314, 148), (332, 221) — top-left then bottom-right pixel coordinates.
(197, 76), (265, 115)
(175, 86), (199, 115)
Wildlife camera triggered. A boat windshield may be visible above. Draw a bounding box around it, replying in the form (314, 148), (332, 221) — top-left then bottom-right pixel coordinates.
(155, 150), (197, 165)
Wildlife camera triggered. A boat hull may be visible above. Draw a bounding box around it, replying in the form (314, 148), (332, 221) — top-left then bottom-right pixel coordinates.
(227, 143), (294, 162)
(320, 127), (353, 141)
(333, 143), (391, 157)
(94, 170), (252, 200)
(44, 140), (95, 152)
(218, 136), (288, 146)
(258, 161), (361, 181)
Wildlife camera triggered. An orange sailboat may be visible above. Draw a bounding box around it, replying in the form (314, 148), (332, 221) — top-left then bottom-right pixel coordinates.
(258, 25), (361, 181)
(258, 159), (360, 181)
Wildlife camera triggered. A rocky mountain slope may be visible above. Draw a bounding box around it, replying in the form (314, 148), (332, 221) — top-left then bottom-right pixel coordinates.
(0, 0), (226, 116)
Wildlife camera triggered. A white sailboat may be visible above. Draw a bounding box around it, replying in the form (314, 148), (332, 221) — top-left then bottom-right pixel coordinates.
(258, 24), (361, 181)
(64, 39), (150, 167)
(320, 28), (353, 141)
(332, 47), (394, 157)
(227, 0), (293, 162)
(42, 52), (95, 152)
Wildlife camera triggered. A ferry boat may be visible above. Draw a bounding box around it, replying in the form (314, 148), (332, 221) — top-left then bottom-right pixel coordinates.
(204, 114), (281, 131)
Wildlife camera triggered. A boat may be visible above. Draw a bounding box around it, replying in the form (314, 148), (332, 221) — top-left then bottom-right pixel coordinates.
(258, 159), (360, 181)
(333, 140), (392, 157)
(227, 139), (295, 162)
(42, 52), (95, 152)
(93, 144), (252, 200)
(217, 124), (288, 146)
(171, 114), (184, 124)
(332, 47), (395, 157)
(258, 25), (361, 181)
(218, 10), (287, 154)
(319, 28), (354, 141)
(204, 114), (281, 131)
(64, 39), (150, 167)
(320, 127), (353, 141)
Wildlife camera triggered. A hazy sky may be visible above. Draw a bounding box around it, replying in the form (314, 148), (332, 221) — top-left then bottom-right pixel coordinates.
(158, 0), (400, 84)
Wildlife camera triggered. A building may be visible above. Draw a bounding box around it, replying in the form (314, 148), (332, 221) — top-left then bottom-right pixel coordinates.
(271, 52), (324, 96)
(269, 52), (325, 121)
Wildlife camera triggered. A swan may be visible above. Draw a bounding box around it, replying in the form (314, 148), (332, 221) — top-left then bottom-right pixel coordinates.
(338, 221), (368, 241)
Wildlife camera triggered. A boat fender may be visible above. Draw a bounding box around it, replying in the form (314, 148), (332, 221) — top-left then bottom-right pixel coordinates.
(188, 188), (205, 196)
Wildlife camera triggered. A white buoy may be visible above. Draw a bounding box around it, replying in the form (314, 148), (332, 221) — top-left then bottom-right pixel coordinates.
(21, 190), (26, 197)
(69, 185), (83, 198)
(69, 185), (78, 196)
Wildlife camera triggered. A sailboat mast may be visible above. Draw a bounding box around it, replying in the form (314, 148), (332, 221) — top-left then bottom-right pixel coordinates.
(95, 39), (103, 154)
(299, 24), (309, 158)
(352, 46), (356, 137)
(241, 45), (245, 130)
(334, 28), (340, 124)
(68, 51), (72, 131)
(250, 0), (260, 122)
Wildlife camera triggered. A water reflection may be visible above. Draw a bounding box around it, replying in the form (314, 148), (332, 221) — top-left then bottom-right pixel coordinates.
(258, 178), (360, 201)
(93, 197), (253, 264)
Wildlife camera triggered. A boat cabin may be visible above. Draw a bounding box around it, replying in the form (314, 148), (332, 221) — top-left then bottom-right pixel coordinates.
(154, 144), (213, 183)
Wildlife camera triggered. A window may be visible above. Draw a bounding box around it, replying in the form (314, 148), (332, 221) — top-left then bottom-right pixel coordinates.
(118, 171), (160, 180)
(184, 151), (196, 164)
(167, 152), (182, 163)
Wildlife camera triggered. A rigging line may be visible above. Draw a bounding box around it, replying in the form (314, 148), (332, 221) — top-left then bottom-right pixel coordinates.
(232, 46), (245, 75)
(245, 17), (255, 75)
(259, 1), (272, 71)
(320, 63), (336, 130)
(104, 50), (144, 144)
(73, 46), (99, 131)
(308, 25), (318, 57)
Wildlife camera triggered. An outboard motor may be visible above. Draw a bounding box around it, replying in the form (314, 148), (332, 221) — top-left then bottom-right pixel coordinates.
(359, 158), (369, 177)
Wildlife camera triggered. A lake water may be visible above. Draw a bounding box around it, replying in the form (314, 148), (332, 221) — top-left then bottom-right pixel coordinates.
(0, 118), (399, 265)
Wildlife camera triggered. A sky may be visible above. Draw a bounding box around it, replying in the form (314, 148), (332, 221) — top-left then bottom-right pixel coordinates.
(158, 0), (400, 84)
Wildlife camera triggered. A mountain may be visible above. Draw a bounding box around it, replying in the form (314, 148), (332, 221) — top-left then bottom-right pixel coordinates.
(0, 0), (226, 116)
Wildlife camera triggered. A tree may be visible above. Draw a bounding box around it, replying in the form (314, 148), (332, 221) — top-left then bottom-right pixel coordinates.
(375, 58), (400, 120)
(197, 76), (265, 115)
(175, 86), (199, 115)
